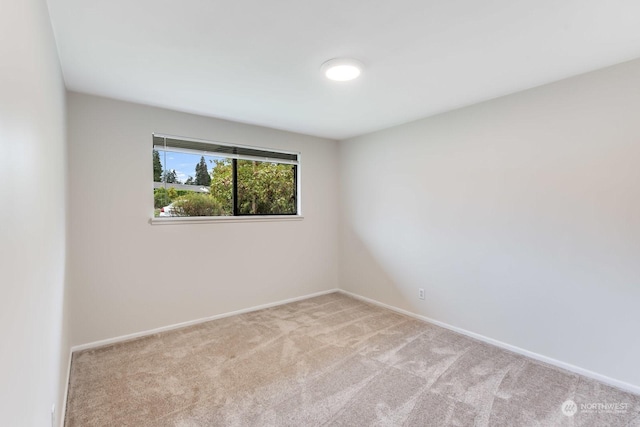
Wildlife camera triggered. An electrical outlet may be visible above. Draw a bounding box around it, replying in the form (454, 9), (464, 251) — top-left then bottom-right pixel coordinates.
(418, 288), (425, 300)
(51, 404), (56, 427)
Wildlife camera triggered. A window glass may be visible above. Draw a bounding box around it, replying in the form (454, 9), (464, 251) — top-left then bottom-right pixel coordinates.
(236, 160), (297, 215)
(152, 135), (299, 218)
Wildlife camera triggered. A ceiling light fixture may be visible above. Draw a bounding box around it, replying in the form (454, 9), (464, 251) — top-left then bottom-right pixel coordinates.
(321, 58), (363, 82)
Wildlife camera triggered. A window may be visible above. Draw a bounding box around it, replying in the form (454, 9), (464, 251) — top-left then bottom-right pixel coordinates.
(152, 134), (299, 219)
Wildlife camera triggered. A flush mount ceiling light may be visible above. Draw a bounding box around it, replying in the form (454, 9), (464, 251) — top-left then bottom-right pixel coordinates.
(321, 58), (363, 82)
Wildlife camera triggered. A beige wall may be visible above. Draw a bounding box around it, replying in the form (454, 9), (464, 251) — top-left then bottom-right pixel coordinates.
(67, 93), (339, 346)
(339, 58), (640, 388)
(0, 0), (69, 425)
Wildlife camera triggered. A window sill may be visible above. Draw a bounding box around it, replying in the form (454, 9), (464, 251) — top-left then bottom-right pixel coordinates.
(150, 215), (304, 225)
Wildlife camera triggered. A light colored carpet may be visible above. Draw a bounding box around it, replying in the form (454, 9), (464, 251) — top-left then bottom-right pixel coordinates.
(65, 292), (640, 426)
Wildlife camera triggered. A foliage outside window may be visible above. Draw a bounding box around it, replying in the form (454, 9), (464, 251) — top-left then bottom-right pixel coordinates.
(152, 134), (299, 218)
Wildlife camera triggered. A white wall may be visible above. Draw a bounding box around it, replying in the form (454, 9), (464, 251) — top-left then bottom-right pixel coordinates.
(67, 93), (339, 346)
(0, 0), (69, 425)
(339, 58), (640, 388)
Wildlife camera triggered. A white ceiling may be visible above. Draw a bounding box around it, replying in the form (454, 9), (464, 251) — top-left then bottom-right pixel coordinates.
(47, 0), (640, 140)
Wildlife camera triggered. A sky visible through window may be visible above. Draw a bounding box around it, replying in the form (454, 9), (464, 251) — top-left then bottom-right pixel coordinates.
(159, 150), (225, 183)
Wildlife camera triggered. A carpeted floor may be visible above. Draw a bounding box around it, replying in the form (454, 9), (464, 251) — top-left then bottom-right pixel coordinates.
(65, 292), (640, 426)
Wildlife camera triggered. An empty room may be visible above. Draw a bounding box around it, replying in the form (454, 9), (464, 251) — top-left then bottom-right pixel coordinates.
(2, 0), (640, 426)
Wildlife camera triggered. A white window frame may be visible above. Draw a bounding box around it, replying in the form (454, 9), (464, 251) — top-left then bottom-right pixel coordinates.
(150, 133), (303, 224)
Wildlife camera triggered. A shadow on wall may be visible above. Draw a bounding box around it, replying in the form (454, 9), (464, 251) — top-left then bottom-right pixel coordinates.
(340, 224), (429, 316)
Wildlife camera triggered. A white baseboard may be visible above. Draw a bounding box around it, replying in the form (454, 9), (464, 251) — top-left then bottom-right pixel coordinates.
(60, 349), (72, 427)
(70, 288), (340, 353)
(338, 289), (640, 396)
